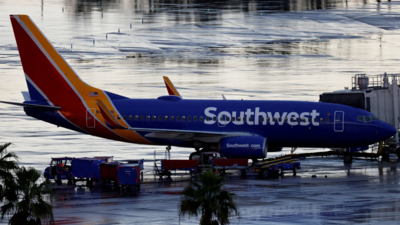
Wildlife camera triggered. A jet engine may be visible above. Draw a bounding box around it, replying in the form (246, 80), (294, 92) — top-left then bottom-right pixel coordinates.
(219, 136), (267, 158)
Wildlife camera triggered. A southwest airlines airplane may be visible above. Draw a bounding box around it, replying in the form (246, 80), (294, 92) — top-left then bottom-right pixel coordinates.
(0, 15), (396, 160)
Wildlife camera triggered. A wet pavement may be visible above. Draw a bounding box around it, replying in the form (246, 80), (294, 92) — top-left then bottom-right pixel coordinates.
(1, 0), (400, 224)
(51, 158), (400, 224)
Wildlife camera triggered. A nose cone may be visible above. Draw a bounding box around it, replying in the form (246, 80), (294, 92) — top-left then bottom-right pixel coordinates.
(380, 122), (397, 140)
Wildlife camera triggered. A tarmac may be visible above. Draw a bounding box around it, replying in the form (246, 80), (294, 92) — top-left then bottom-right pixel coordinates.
(50, 157), (400, 224)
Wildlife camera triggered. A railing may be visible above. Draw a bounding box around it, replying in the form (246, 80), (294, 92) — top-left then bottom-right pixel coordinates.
(351, 73), (400, 90)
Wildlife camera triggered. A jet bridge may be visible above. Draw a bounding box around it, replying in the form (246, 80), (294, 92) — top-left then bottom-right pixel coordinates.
(320, 73), (400, 158)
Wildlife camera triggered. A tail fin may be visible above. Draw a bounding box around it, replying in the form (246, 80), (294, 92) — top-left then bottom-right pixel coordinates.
(163, 76), (182, 98)
(10, 15), (93, 105)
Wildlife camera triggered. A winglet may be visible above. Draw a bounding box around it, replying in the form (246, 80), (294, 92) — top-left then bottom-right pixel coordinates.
(163, 76), (182, 98)
(96, 99), (127, 129)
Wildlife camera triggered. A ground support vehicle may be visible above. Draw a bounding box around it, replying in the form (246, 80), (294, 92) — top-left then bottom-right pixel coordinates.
(101, 160), (144, 190)
(254, 156), (301, 177)
(154, 160), (198, 178)
(211, 158), (249, 176)
(44, 157), (74, 184)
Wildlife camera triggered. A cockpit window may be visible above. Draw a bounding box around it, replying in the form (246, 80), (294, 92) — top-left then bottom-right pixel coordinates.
(358, 115), (379, 122)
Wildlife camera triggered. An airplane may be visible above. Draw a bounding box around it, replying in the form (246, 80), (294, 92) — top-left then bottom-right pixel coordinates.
(0, 15), (396, 160)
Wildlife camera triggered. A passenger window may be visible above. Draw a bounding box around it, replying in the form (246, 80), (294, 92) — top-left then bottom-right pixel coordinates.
(320, 118), (323, 123)
(273, 117), (276, 122)
(146, 115), (150, 121)
(278, 118), (282, 122)
(213, 117), (216, 121)
(232, 117), (236, 122)
(176, 116), (180, 121)
(284, 118), (288, 122)
(220, 116), (224, 121)
(314, 118), (317, 123)
(182, 116), (186, 121)
(135, 115), (139, 120)
(249, 117), (253, 122)
(267, 118), (270, 122)
(226, 117), (230, 122)
(260, 117), (264, 122)
(117, 116), (121, 120)
(164, 116), (168, 121)
(188, 116), (192, 121)
(129, 115), (133, 120)
(194, 116), (198, 121)
(140, 115), (144, 121)
(123, 115), (127, 120)
(153, 115), (156, 121)
(170, 116), (174, 121)
(326, 118), (330, 123)
(200, 116), (204, 121)
(158, 115), (162, 121)
(237, 117), (241, 121)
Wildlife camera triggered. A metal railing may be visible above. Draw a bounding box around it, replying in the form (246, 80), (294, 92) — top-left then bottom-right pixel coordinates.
(352, 73), (400, 90)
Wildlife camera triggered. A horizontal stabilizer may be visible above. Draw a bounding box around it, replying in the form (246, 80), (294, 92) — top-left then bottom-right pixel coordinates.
(96, 99), (128, 129)
(0, 101), (60, 110)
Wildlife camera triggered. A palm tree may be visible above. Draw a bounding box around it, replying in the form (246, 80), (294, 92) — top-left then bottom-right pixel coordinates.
(1, 167), (55, 225)
(0, 143), (19, 201)
(179, 170), (238, 225)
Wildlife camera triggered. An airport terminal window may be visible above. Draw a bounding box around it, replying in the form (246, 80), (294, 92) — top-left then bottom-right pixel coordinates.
(188, 116), (192, 121)
(170, 116), (174, 121)
(135, 115), (139, 120)
(200, 116), (204, 122)
(158, 115), (162, 121)
(182, 116), (186, 121)
(129, 115), (133, 120)
(176, 116), (180, 121)
(153, 115), (157, 121)
(194, 116), (198, 121)
(357, 116), (365, 122)
(326, 118), (330, 123)
(146, 115), (150, 121)
(140, 115), (144, 121)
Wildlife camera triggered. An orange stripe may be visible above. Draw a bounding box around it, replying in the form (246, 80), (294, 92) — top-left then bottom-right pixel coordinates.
(163, 76), (181, 97)
(18, 15), (152, 145)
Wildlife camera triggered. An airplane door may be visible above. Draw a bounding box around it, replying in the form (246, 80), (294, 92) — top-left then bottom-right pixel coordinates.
(86, 108), (96, 128)
(334, 111), (344, 132)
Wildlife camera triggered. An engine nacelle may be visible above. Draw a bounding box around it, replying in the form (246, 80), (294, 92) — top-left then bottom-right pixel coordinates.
(219, 136), (267, 159)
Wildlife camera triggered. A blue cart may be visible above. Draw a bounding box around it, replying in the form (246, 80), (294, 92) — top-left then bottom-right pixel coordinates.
(254, 156), (301, 177)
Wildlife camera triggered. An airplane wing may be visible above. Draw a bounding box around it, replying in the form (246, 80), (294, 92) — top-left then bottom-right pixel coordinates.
(128, 127), (255, 142)
(0, 101), (60, 110)
(163, 76), (182, 98)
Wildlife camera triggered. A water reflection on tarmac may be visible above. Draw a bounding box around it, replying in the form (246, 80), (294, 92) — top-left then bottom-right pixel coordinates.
(51, 158), (400, 224)
(1, 0), (400, 224)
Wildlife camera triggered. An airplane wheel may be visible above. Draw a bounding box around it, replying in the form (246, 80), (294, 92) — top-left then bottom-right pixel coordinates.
(343, 155), (353, 164)
(382, 147), (390, 161)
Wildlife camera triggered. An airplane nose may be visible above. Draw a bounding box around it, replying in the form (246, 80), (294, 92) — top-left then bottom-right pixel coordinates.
(380, 122), (397, 139)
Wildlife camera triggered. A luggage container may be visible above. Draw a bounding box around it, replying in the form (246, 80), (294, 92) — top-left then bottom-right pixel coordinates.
(117, 164), (141, 190)
(155, 160), (198, 178)
(72, 157), (107, 185)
